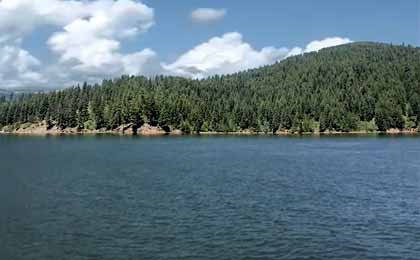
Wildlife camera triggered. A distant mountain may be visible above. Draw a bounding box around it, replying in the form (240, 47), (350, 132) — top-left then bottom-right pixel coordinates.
(1, 42), (420, 134)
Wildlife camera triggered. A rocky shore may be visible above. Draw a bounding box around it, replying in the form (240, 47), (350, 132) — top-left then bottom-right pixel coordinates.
(0, 122), (170, 136)
(1, 122), (419, 136)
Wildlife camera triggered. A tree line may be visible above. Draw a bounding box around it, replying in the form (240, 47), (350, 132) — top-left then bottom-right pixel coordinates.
(1, 42), (420, 133)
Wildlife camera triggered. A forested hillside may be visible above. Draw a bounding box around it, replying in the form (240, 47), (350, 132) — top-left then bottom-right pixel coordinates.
(1, 42), (420, 134)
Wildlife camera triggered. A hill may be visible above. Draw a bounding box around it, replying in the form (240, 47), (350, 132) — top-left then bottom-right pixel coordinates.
(1, 42), (420, 134)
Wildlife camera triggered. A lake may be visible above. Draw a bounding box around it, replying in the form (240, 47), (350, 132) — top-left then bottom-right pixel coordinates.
(1, 135), (420, 259)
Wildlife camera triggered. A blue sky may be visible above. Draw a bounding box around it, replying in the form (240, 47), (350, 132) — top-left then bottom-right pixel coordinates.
(143, 0), (419, 60)
(0, 0), (419, 90)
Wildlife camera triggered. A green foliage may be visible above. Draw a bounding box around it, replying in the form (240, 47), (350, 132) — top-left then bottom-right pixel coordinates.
(258, 120), (271, 134)
(357, 120), (378, 132)
(300, 117), (319, 133)
(83, 120), (96, 131)
(375, 99), (405, 131)
(0, 42), (419, 133)
(180, 120), (193, 133)
(404, 116), (417, 129)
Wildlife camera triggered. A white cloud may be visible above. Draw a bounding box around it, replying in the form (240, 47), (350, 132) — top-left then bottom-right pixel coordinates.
(47, 0), (155, 77)
(286, 47), (304, 58)
(163, 32), (290, 78)
(0, 0), (156, 89)
(191, 8), (226, 23)
(0, 0), (352, 89)
(304, 37), (352, 53)
(163, 33), (352, 78)
(0, 45), (46, 89)
(0, 0), (154, 43)
(0, 0), (90, 43)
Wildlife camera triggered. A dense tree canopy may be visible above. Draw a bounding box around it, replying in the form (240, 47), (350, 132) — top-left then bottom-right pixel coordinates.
(1, 42), (420, 133)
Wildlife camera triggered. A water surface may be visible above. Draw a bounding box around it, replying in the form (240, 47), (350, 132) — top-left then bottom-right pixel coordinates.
(1, 135), (420, 259)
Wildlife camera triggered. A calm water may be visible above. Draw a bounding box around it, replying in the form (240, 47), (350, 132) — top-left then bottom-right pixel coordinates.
(1, 135), (420, 259)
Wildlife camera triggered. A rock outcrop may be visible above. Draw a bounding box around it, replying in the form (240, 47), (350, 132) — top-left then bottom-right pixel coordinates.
(137, 124), (167, 136)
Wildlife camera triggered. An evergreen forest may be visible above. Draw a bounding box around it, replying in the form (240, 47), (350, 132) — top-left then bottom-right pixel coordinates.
(1, 42), (420, 134)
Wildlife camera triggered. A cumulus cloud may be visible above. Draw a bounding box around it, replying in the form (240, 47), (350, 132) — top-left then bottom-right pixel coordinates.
(47, 0), (155, 77)
(0, 0), (92, 43)
(46, 0), (155, 78)
(304, 37), (352, 53)
(163, 33), (352, 78)
(0, 0), (156, 89)
(191, 8), (226, 23)
(162, 32), (290, 78)
(0, 0), (154, 42)
(0, 45), (46, 89)
(0, 0), (352, 89)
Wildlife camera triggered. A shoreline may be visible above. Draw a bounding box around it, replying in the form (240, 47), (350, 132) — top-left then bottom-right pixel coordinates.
(1, 122), (419, 137)
(1, 132), (419, 137)
(1, 128), (419, 137)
